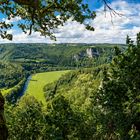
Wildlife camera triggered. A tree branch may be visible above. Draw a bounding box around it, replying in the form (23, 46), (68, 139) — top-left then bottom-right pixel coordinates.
(102, 0), (123, 16)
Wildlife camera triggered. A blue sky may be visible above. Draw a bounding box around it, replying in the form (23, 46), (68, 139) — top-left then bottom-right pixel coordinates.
(85, 0), (140, 10)
(1, 0), (140, 44)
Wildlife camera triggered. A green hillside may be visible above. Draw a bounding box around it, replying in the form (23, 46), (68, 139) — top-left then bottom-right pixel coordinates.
(0, 43), (125, 67)
(0, 61), (24, 89)
(43, 67), (103, 111)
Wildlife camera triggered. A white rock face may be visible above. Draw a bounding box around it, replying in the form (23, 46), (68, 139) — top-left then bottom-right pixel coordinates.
(86, 48), (94, 58)
(86, 48), (99, 58)
(73, 48), (100, 61)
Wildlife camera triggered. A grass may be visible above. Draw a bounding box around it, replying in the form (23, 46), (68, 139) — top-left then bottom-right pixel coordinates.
(1, 88), (13, 96)
(25, 70), (70, 105)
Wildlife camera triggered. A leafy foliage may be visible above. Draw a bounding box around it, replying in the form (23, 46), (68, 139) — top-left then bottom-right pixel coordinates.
(44, 67), (103, 112)
(5, 96), (45, 140)
(0, 0), (95, 40)
(0, 92), (8, 140)
(4, 33), (140, 139)
(0, 62), (24, 89)
(91, 33), (140, 139)
(5, 93), (96, 140)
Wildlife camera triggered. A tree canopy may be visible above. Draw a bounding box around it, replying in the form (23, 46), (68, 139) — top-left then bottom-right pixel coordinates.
(0, 0), (115, 40)
(0, 0), (97, 40)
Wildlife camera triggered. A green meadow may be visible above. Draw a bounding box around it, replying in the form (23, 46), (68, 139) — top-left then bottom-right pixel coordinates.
(25, 70), (70, 105)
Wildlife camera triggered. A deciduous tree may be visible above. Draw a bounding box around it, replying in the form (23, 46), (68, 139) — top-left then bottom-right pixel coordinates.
(0, 0), (96, 40)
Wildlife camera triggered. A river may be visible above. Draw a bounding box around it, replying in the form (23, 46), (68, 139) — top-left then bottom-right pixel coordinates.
(18, 75), (32, 98)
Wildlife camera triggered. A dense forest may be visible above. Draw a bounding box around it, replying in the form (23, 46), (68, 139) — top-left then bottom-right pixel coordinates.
(1, 0), (140, 139)
(1, 38), (140, 139)
(0, 62), (24, 89)
(0, 43), (125, 67)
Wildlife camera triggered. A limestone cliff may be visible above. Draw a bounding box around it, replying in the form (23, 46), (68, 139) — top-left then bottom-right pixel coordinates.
(86, 48), (99, 58)
(73, 48), (100, 61)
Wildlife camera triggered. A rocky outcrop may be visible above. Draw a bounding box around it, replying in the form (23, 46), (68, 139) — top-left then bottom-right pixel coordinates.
(86, 48), (99, 58)
(0, 92), (8, 140)
(73, 48), (100, 61)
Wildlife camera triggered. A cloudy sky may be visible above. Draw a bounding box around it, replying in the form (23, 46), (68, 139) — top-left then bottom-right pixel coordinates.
(0, 0), (140, 44)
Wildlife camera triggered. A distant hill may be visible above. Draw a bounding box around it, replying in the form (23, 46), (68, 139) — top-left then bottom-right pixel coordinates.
(0, 43), (126, 67)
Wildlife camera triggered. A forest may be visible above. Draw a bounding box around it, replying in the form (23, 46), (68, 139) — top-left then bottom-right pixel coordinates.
(0, 35), (140, 139)
(0, 0), (140, 139)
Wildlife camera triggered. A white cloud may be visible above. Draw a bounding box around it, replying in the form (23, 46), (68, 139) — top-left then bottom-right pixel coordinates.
(0, 0), (140, 44)
(2, 16), (21, 24)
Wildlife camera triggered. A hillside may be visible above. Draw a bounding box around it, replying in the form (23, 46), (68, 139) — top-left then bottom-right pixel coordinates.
(3, 39), (140, 139)
(44, 68), (102, 111)
(0, 62), (24, 89)
(0, 43), (126, 67)
(5, 66), (105, 140)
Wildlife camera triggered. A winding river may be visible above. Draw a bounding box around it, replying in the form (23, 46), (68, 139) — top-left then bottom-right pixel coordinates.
(18, 75), (32, 97)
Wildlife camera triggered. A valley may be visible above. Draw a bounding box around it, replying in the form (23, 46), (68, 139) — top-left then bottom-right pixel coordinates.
(1, 42), (139, 139)
(1, 1), (140, 139)
(0, 43), (120, 103)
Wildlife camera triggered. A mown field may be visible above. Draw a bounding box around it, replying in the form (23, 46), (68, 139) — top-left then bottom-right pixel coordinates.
(25, 70), (70, 104)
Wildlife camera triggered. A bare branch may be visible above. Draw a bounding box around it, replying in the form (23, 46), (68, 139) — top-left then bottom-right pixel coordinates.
(102, 0), (123, 17)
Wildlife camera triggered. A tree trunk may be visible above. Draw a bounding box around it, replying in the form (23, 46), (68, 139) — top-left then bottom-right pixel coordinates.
(0, 92), (8, 140)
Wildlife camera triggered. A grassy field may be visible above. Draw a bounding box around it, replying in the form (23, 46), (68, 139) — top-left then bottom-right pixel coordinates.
(25, 70), (70, 105)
